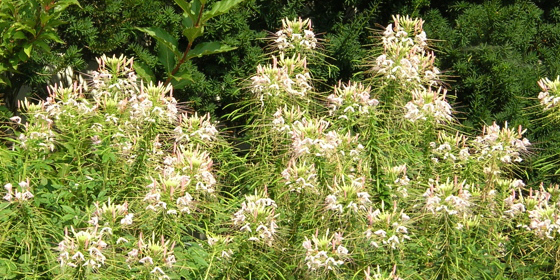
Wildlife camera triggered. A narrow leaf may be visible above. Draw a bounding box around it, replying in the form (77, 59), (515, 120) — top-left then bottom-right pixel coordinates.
(14, 23), (36, 37)
(17, 50), (27, 62)
(39, 11), (53, 26)
(187, 41), (236, 60)
(61, 205), (75, 214)
(8, 57), (19, 70)
(0, 74), (10, 87)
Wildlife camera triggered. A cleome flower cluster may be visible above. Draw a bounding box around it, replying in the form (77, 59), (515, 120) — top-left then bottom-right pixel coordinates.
(250, 54), (312, 109)
(363, 205), (412, 250)
(143, 144), (217, 215)
(273, 17), (318, 54)
(302, 229), (349, 272)
(422, 177), (474, 217)
(3, 179), (34, 203)
(232, 191), (279, 246)
(15, 53), (223, 279)
(326, 80), (380, 123)
(470, 122), (531, 174)
(325, 175), (372, 214)
(374, 15), (441, 88)
(404, 87), (453, 123)
(537, 76), (560, 111)
(504, 184), (560, 239)
(57, 198), (134, 271)
(125, 232), (177, 279)
(57, 226), (110, 270)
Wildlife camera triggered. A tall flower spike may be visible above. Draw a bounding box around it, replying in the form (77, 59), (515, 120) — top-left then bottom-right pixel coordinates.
(372, 15), (442, 93)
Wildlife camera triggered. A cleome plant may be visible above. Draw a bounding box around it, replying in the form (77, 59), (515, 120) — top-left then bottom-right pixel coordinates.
(0, 14), (559, 280)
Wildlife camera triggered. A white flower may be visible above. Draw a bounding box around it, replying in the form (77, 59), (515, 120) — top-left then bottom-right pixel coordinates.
(139, 256), (154, 265)
(116, 237), (129, 244)
(120, 213), (134, 225)
(9, 116), (22, 124)
(374, 229), (387, 237)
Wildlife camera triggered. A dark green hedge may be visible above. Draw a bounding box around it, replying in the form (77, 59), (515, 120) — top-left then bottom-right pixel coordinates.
(3, 0), (560, 183)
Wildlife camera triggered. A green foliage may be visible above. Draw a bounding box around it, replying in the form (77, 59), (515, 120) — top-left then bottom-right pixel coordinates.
(420, 1), (560, 184)
(3, 13), (560, 280)
(1, 54), (242, 278)
(423, 1), (541, 128)
(4, 1), (560, 277)
(0, 0), (80, 108)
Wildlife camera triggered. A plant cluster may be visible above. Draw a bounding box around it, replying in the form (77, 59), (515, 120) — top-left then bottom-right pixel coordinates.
(2, 13), (560, 280)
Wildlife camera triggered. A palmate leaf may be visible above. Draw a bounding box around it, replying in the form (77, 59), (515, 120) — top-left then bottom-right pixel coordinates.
(186, 41), (236, 60)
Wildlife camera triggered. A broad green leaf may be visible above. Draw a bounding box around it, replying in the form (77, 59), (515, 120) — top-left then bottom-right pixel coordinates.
(17, 50), (27, 62)
(61, 205), (75, 215)
(8, 57), (19, 69)
(42, 19), (66, 29)
(171, 71), (194, 89)
(202, 0), (247, 22)
(133, 61), (156, 83)
(0, 259), (18, 279)
(12, 31), (26, 40)
(23, 44), (32, 57)
(0, 74), (10, 87)
(39, 11), (52, 26)
(53, 0), (81, 14)
(187, 41), (236, 60)
(174, 0), (194, 19)
(101, 151), (116, 164)
(158, 44), (177, 74)
(182, 26), (204, 43)
(173, 72), (194, 82)
(182, 16), (194, 28)
(136, 27), (181, 57)
(34, 40), (50, 52)
(38, 31), (64, 43)
(13, 23), (36, 37)
(190, 0), (203, 17)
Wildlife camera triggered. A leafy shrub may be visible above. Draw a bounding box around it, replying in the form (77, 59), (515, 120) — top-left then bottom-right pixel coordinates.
(0, 0), (80, 109)
(2, 14), (560, 280)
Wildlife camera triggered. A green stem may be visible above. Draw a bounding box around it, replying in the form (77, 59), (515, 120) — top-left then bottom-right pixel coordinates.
(164, 3), (205, 86)
(289, 192), (304, 242)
